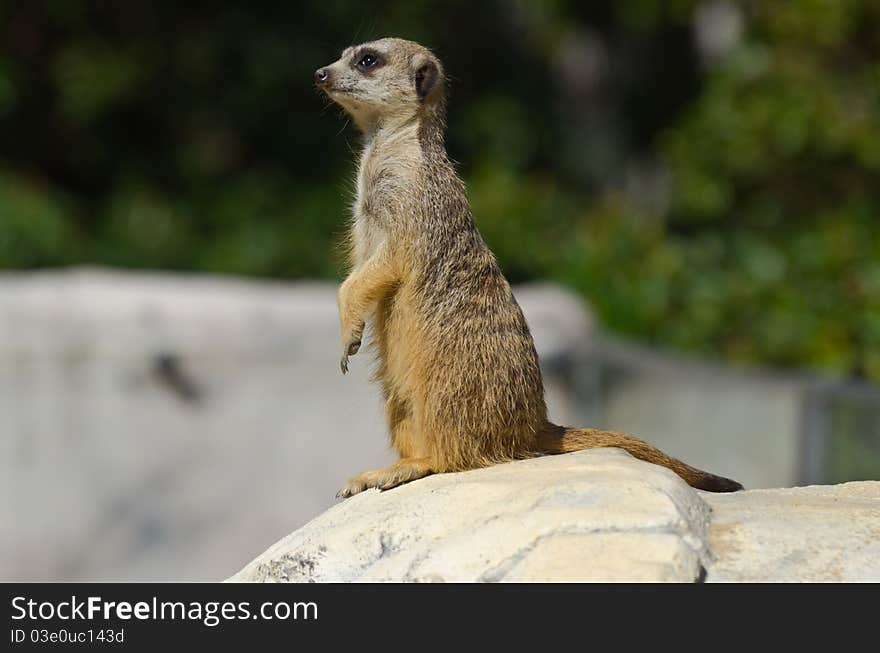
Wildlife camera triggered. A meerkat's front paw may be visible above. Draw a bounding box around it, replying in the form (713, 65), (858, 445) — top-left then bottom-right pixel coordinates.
(340, 339), (360, 374)
(339, 326), (363, 375)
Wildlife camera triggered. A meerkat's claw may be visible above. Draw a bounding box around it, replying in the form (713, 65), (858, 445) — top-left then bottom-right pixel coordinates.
(340, 334), (361, 374)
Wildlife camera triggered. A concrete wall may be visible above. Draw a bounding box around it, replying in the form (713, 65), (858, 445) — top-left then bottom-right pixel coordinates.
(589, 341), (805, 490)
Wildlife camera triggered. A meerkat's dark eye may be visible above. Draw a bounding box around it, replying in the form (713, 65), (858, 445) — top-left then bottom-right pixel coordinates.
(357, 53), (378, 68)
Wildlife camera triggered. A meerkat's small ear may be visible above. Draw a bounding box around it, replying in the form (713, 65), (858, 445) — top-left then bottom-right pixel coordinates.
(414, 60), (439, 100)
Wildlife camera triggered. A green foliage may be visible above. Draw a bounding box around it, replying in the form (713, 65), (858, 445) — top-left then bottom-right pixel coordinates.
(1, 1), (879, 380)
(652, 1), (880, 378)
(0, 171), (77, 268)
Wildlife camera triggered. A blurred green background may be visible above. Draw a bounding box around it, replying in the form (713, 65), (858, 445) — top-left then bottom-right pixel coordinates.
(1, 0), (879, 381)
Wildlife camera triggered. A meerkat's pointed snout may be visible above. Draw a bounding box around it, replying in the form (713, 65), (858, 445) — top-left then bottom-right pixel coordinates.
(314, 68), (330, 85)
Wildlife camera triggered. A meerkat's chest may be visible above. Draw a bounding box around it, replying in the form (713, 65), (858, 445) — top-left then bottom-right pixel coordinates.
(351, 144), (409, 265)
(352, 175), (386, 265)
(351, 214), (383, 266)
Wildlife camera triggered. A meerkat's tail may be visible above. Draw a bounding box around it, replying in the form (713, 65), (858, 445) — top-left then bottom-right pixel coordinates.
(537, 423), (743, 493)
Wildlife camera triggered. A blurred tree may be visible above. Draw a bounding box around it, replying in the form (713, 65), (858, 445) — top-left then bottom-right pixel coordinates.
(566, 1), (880, 380)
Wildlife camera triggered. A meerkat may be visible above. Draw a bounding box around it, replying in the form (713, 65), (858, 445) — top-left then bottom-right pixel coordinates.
(315, 38), (743, 497)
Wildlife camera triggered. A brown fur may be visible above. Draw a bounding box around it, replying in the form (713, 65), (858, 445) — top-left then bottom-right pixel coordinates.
(315, 38), (743, 497)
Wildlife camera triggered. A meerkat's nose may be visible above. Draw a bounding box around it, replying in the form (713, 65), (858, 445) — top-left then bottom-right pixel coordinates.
(315, 68), (330, 85)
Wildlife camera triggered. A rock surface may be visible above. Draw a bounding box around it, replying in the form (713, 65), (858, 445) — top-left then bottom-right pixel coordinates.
(704, 482), (880, 582)
(229, 449), (880, 583)
(229, 449), (713, 583)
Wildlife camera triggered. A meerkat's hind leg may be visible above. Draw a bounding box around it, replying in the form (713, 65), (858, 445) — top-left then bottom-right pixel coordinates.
(336, 457), (434, 498)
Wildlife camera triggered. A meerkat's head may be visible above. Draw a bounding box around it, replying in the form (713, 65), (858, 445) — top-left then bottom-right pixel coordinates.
(315, 38), (445, 132)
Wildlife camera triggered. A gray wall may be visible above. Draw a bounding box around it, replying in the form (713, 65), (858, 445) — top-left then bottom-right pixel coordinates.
(586, 340), (804, 490)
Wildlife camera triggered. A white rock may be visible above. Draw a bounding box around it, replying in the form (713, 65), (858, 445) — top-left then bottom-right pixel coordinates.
(228, 448), (713, 583)
(230, 449), (880, 583)
(703, 482), (880, 582)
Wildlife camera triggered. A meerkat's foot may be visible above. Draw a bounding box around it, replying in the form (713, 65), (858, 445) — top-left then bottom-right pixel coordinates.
(336, 458), (434, 498)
